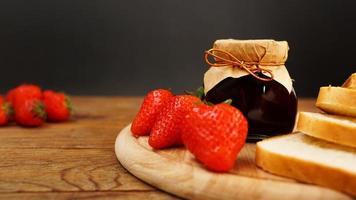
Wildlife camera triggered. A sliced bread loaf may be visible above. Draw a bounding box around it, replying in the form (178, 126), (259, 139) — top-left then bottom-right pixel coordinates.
(316, 86), (356, 117)
(296, 112), (356, 148)
(256, 133), (356, 197)
(342, 73), (356, 89)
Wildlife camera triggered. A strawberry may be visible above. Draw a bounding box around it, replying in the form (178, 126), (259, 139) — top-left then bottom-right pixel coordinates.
(43, 90), (72, 122)
(14, 98), (46, 127)
(0, 97), (13, 126)
(148, 95), (201, 149)
(7, 84), (42, 106)
(181, 103), (248, 172)
(131, 89), (173, 136)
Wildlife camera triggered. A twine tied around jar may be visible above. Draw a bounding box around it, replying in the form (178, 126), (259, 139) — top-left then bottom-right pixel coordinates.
(204, 48), (279, 81)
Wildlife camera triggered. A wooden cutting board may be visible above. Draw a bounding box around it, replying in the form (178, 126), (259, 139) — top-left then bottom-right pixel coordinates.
(115, 124), (351, 200)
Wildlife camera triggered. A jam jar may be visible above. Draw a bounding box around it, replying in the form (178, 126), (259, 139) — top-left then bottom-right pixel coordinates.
(205, 73), (298, 141)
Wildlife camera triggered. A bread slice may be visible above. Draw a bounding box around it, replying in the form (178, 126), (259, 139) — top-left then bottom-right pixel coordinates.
(316, 86), (356, 117)
(296, 112), (356, 148)
(256, 133), (356, 197)
(342, 73), (356, 89)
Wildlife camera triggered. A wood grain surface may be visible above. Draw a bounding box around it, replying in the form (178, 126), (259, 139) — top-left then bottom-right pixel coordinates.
(0, 97), (178, 200)
(0, 97), (332, 200)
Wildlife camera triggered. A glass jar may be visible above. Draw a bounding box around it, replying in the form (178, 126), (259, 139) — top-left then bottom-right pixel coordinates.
(205, 74), (297, 141)
(203, 39), (297, 141)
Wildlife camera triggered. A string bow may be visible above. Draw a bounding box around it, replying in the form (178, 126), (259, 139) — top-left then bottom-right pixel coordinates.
(204, 48), (275, 81)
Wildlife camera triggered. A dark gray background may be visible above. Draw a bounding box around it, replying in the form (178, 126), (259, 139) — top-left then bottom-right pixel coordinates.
(0, 0), (355, 97)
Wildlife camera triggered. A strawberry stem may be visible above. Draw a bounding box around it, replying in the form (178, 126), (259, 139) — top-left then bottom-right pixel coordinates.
(222, 99), (233, 105)
(202, 100), (214, 106)
(65, 95), (74, 116)
(185, 86), (205, 100)
(2, 102), (14, 117)
(33, 101), (46, 119)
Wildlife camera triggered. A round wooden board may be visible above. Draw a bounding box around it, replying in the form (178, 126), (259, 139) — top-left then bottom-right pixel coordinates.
(115, 124), (351, 200)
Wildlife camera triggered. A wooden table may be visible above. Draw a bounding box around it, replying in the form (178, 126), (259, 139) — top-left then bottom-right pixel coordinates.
(0, 97), (317, 200)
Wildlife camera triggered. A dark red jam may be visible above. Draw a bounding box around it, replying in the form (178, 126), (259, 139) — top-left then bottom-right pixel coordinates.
(204, 74), (297, 141)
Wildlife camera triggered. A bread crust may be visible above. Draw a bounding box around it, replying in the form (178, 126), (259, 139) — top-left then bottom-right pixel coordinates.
(296, 112), (356, 148)
(316, 87), (356, 117)
(256, 136), (356, 197)
(342, 73), (356, 89)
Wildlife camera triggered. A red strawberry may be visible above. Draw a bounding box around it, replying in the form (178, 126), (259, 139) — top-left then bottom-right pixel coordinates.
(43, 90), (72, 122)
(7, 84), (42, 106)
(149, 95), (201, 149)
(14, 98), (46, 127)
(181, 103), (248, 172)
(131, 89), (173, 136)
(0, 97), (13, 126)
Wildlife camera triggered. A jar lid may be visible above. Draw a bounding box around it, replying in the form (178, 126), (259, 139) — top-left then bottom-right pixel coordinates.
(213, 39), (289, 66)
(204, 39), (293, 94)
